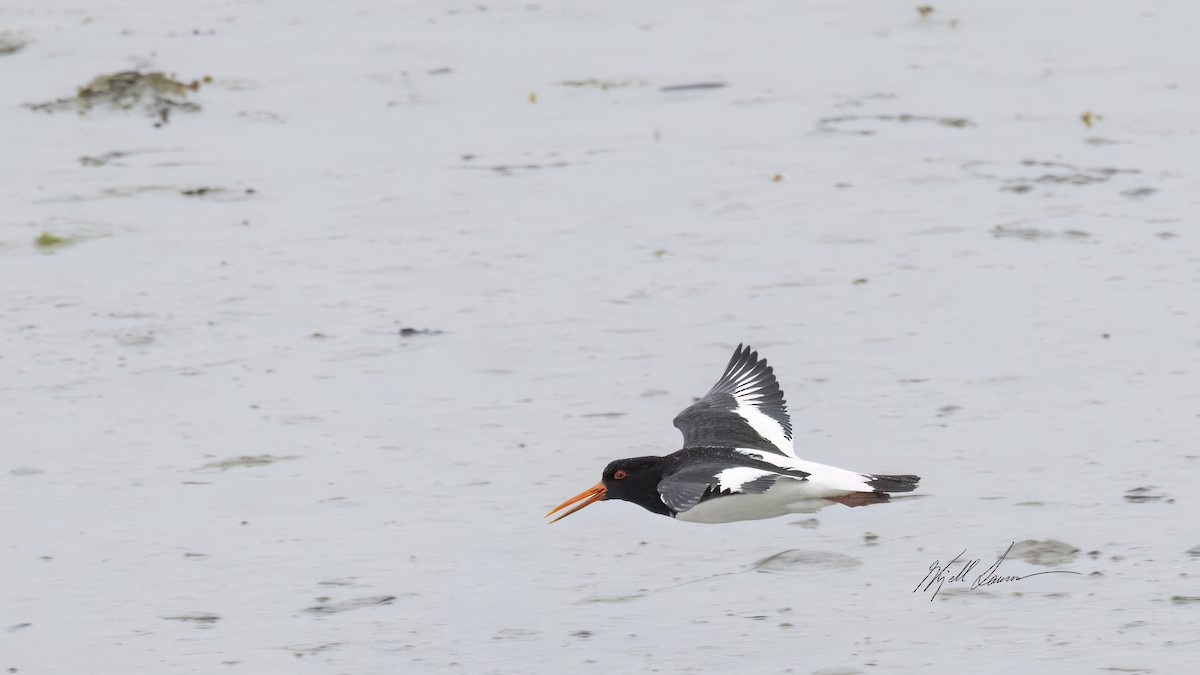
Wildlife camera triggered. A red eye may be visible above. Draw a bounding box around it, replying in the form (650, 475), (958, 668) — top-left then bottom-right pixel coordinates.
(614, 469), (628, 480)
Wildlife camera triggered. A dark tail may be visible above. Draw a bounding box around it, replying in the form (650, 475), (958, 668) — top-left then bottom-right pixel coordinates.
(866, 474), (921, 493)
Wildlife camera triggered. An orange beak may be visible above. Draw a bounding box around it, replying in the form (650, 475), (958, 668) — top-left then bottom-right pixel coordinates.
(545, 482), (607, 524)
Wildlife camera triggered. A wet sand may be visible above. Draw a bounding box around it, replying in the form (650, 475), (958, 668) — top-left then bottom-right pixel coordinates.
(2, 1), (1199, 672)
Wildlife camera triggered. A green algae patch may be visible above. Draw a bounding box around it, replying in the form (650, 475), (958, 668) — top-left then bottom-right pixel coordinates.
(28, 71), (210, 124)
(201, 454), (299, 471)
(35, 231), (74, 250)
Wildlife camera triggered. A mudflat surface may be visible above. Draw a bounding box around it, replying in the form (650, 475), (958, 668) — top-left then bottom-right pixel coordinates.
(2, 1), (1198, 673)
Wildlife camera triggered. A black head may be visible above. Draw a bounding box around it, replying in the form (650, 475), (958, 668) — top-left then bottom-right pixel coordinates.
(546, 455), (670, 523)
(600, 457), (670, 514)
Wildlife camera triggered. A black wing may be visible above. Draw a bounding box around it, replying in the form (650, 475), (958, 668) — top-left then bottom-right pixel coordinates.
(672, 344), (795, 457)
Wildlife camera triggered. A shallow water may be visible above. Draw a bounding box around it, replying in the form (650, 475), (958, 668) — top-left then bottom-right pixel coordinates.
(3, 1), (1199, 672)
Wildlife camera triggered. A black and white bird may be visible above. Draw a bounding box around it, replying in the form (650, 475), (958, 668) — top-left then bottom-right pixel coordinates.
(546, 344), (920, 524)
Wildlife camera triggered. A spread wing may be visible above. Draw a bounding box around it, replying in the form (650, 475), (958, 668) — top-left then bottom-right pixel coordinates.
(672, 344), (795, 458)
(657, 463), (780, 514)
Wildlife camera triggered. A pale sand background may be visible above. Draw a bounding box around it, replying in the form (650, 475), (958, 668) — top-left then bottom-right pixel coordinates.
(2, 1), (1198, 672)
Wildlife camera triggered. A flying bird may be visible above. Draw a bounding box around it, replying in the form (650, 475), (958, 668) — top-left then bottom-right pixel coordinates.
(546, 344), (920, 524)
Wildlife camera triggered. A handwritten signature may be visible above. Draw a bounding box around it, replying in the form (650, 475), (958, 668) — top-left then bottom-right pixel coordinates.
(914, 542), (1080, 601)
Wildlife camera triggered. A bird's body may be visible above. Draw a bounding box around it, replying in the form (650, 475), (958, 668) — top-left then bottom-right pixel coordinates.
(546, 344), (920, 524)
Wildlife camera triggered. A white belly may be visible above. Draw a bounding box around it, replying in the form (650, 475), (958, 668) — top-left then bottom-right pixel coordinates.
(674, 480), (838, 524)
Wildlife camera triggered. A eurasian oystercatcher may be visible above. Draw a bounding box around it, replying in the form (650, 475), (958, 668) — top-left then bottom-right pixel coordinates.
(546, 344), (920, 524)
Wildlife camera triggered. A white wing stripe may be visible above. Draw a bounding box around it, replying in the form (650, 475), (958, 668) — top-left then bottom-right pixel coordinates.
(726, 365), (794, 454)
(714, 466), (775, 491)
(732, 403), (793, 456)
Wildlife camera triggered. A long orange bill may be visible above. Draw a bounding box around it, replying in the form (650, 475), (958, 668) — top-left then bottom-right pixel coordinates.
(545, 482), (607, 524)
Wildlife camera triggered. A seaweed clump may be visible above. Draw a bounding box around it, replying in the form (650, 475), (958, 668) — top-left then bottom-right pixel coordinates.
(0, 33), (30, 55)
(27, 71), (209, 124)
(35, 231), (73, 250)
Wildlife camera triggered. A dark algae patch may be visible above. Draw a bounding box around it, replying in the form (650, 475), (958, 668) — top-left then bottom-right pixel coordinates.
(660, 82), (727, 91)
(460, 161), (570, 174)
(305, 595), (396, 614)
(817, 113), (973, 135)
(991, 225), (1090, 241)
(560, 78), (639, 90)
(181, 187), (256, 197)
(200, 454), (298, 471)
(1124, 486), (1171, 503)
(0, 33), (29, 55)
(28, 71), (210, 124)
(163, 613), (221, 628)
(181, 187), (221, 197)
(79, 151), (129, 167)
(967, 159), (1145, 195)
(399, 327), (445, 337)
